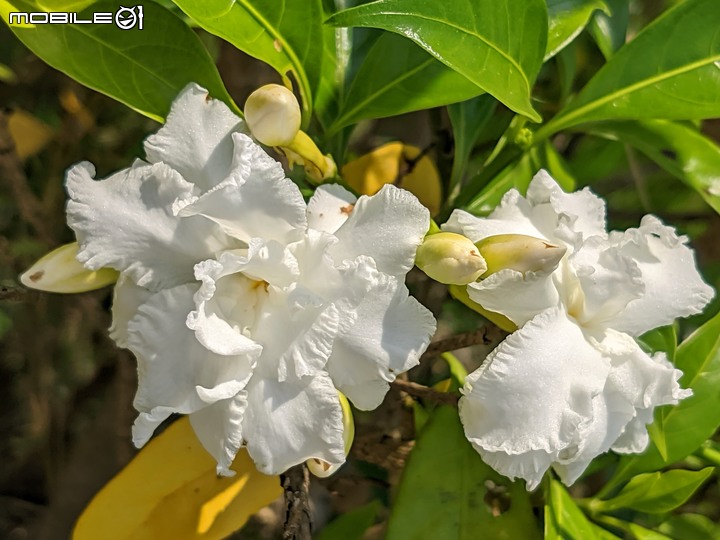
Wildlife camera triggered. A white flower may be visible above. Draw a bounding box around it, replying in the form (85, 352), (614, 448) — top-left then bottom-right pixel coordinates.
(66, 83), (436, 475)
(444, 170), (714, 490)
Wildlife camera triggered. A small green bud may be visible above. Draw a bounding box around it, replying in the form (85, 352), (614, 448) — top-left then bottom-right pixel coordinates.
(416, 232), (487, 285)
(307, 391), (354, 478)
(244, 84), (301, 147)
(20, 242), (118, 293)
(476, 234), (566, 278)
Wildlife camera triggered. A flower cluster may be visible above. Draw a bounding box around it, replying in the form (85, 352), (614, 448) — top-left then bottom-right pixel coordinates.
(445, 171), (714, 489)
(64, 84), (436, 475)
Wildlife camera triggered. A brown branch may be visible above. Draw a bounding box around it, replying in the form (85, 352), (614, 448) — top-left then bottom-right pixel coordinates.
(280, 464), (312, 540)
(421, 325), (508, 359)
(390, 379), (458, 406)
(393, 142), (435, 187)
(0, 111), (54, 244)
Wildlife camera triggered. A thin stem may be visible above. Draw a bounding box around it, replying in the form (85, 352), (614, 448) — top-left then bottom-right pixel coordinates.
(390, 379), (459, 406)
(421, 326), (507, 359)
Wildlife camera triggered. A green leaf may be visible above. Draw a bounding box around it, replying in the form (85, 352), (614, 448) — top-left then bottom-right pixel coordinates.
(330, 32), (483, 132)
(595, 468), (714, 514)
(327, 0), (547, 122)
(588, 0), (628, 60)
(171, 0), (323, 122)
(638, 324), (678, 362)
(2, 0), (232, 122)
(315, 501), (379, 540)
(544, 0), (720, 135)
(0, 61), (16, 84)
(387, 406), (539, 540)
(545, 479), (599, 540)
(464, 142), (575, 214)
(615, 311), (720, 483)
(627, 524), (674, 540)
(586, 120), (720, 214)
(545, 0), (609, 61)
(448, 94), (497, 200)
(441, 352), (468, 390)
(658, 513), (720, 540)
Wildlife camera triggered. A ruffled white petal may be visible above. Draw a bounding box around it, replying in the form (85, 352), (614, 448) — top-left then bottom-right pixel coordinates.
(242, 371), (345, 475)
(144, 83), (245, 191)
(331, 185), (429, 276)
(127, 284), (258, 446)
(327, 263), (436, 410)
(190, 391), (248, 476)
(109, 274), (152, 348)
(307, 183), (357, 234)
(459, 308), (610, 490)
(178, 135), (307, 245)
(609, 215), (714, 336)
(67, 161), (234, 291)
(467, 269), (559, 326)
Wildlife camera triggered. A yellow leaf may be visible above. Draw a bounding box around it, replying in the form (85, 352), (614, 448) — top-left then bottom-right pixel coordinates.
(8, 109), (54, 160)
(342, 142), (442, 215)
(74, 418), (282, 540)
(20, 242), (118, 293)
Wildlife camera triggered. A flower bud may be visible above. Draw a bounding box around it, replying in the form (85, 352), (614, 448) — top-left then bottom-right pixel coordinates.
(416, 232), (487, 285)
(307, 391), (354, 478)
(476, 234), (566, 278)
(20, 242), (118, 293)
(244, 84), (301, 147)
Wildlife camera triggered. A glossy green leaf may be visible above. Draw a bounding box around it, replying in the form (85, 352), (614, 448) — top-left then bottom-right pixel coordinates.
(316, 501), (379, 540)
(387, 406), (539, 540)
(658, 513), (720, 540)
(328, 0), (547, 121)
(329, 32), (484, 131)
(2, 0), (233, 122)
(627, 524), (674, 540)
(37, 0), (96, 10)
(638, 324), (678, 363)
(545, 479), (599, 540)
(609, 311), (720, 485)
(587, 120), (720, 214)
(440, 352), (468, 391)
(448, 94), (497, 200)
(545, 0), (608, 60)
(595, 468), (714, 514)
(588, 0), (628, 60)
(544, 0), (720, 134)
(171, 0), (323, 122)
(464, 142), (575, 214)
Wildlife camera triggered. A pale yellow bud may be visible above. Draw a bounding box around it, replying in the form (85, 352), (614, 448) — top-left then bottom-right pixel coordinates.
(416, 232), (487, 285)
(244, 84), (301, 147)
(20, 242), (118, 293)
(476, 234), (566, 278)
(307, 391), (354, 478)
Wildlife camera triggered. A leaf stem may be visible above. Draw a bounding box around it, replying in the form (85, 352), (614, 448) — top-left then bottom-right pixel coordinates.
(390, 379), (459, 406)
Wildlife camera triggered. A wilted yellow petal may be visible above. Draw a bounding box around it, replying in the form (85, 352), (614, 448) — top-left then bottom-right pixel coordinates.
(73, 417), (282, 540)
(7, 109), (54, 160)
(342, 142), (442, 216)
(448, 284), (517, 333)
(20, 242), (118, 293)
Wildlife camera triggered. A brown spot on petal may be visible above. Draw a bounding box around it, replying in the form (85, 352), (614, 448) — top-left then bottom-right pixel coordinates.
(204, 93), (212, 103)
(340, 204), (354, 215)
(29, 270), (44, 282)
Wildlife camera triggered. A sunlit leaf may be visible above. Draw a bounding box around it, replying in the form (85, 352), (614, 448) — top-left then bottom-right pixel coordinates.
(545, 0), (720, 134)
(330, 32), (483, 131)
(387, 406), (539, 540)
(588, 0), (628, 60)
(658, 513), (720, 540)
(608, 311), (720, 485)
(328, 0), (547, 121)
(545, 0), (608, 60)
(342, 142), (442, 215)
(171, 0), (323, 122)
(2, 0), (235, 122)
(546, 479), (599, 540)
(73, 417), (282, 540)
(594, 468), (714, 514)
(587, 120), (720, 215)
